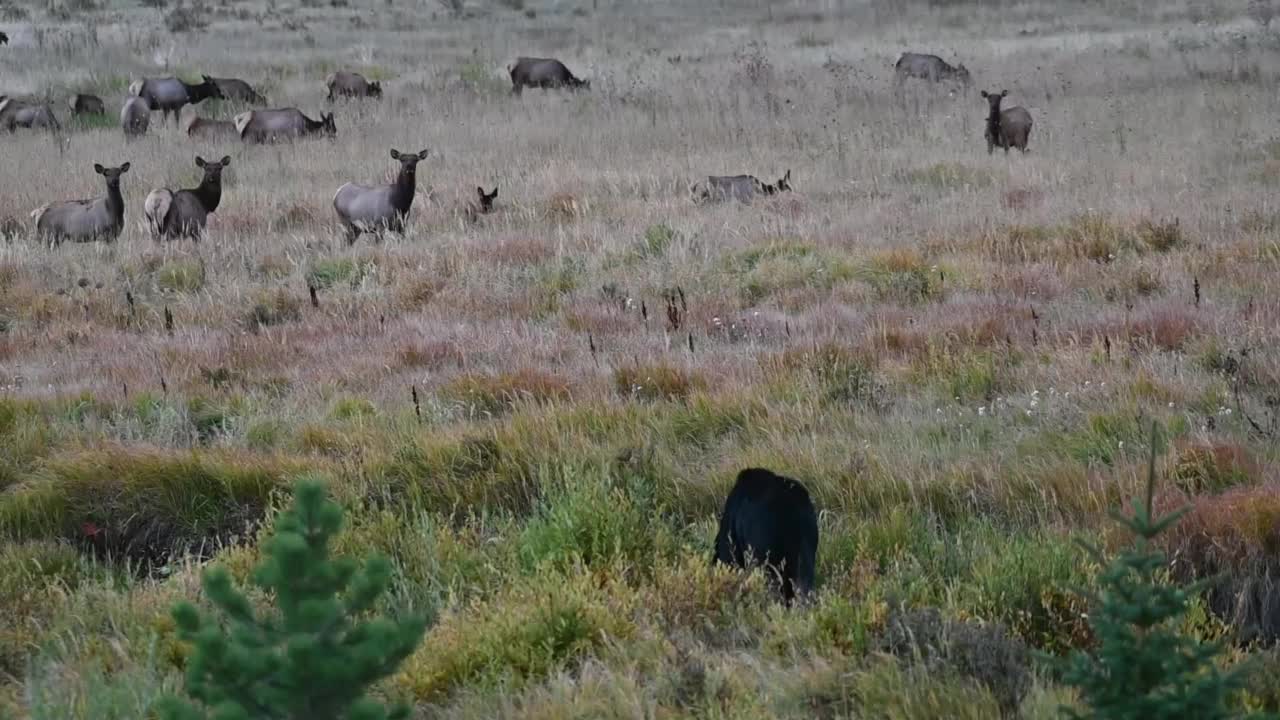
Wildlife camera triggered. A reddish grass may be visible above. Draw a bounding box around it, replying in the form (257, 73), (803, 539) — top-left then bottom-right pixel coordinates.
(1157, 483), (1280, 642)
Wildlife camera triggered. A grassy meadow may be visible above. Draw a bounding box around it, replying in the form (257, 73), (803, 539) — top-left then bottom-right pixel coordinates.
(4, 0), (1280, 716)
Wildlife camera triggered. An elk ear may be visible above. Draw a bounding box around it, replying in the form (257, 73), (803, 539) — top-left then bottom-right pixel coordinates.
(784, 169), (791, 181)
(119, 162), (131, 173)
(220, 155), (231, 166)
(476, 186), (485, 197)
(94, 163), (106, 175)
(980, 90), (988, 98)
(417, 149), (429, 160)
(390, 149), (401, 160)
(491, 186), (498, 197)
(195, 156), (206, 167)
(1001, 89), (1009, 97)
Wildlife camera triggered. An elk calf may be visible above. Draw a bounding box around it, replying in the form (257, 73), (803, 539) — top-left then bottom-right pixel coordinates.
(981, 89), (1033, 154)
(465, 186), (499, 222)
(713, 468), (818, 605)
(333, 148), (429, 244)
(144, 155), (230, 240)
(32, 162), (131, 244)
(68, 93), (106, 116)
(325, 71), (382, 100)
(895, 52), (971, 87)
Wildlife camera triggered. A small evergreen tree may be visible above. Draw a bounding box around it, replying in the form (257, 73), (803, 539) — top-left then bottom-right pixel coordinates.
(159, 480), (426, 720)
(1059, 423), (1249, 719)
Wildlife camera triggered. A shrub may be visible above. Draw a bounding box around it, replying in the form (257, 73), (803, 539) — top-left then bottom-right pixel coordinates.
(1059, 424), (1250, 719)
(1159, 483), (1280, 644)
(1138, 217), (1184, 253)
(441, 370), (572, 417)
(614, 363), (705, 402)
(158, 480), (427, 720)
(0, 447), (300, 568)
(245, 290), (303, 329)
(877, 606), (1031, 715)
(156, 260), (206, 294)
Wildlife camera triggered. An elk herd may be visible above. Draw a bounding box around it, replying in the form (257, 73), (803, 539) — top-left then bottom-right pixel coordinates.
(5, 50), (1031, 247)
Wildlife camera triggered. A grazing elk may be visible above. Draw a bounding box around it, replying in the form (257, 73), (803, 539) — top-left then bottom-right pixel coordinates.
(235, 108), (336, 143)
(68, 93), (106, 116)
(0, 96), (60, 131)
(325, 71), (382, 100)
(120, 96), (150, 138)
(129, 75), (222, 126)
(332, 148), (429, 244)
(981, 89), (1033, 154)
(144, 155), (230, 240)
(185, 115), (237, 139)
(713, 468), (819, 605)
(31, 162), (131, 244)
(210, 77), (266, 105)
(465, 186), (499, 222)
(693, 170), (791, 204)
(894, 52), (971, 87)
(508, 57), (589, 95)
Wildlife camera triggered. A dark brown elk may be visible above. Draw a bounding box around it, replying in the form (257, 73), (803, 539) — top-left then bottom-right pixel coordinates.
(210, 77), (266, 105)
(0, 96), (60, 131)
(185, 115), (237, 139)
(234, 108), (336, 143)
(325, 71), (382, 100)
(68, 93), (106, 116)
(894, 53), (971, 87)
(129, 75), (223, 126)
(981, 89), (1032, 154)
(693, 170), (791, 204)
(332, 148), (429, 244)
(144, 155), (230, 240)
(120, 96), (150, 138)
(31, 163), (131, 244)
(0, 31), (8, 46)
(508, 57), (589, 95)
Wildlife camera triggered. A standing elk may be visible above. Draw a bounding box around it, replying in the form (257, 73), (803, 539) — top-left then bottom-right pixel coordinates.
(332, 148), (429, 244)
(129, 75), (223, 126)
(31, 162), (132, 244)
(981, 89), (1033, 154)
(144, 155), (230, 240)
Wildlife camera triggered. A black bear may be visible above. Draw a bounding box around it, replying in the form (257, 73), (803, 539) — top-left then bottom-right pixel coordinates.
(713, 467), (818, 604)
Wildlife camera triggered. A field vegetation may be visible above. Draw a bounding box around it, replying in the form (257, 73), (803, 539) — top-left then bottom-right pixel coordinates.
(3, 0), (1280, 716)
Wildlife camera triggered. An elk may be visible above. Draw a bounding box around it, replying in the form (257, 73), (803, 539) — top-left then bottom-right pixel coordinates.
(129, 75), (223, 126)
(235, 108), (336, 143)
(692, 170), (791, 204)
(981, 89), (1033, 154)
(332, 148), (429, 244)
(143, 155), (230, 240)
(31, 163), (132, 244)
(508, 57), (590, 95)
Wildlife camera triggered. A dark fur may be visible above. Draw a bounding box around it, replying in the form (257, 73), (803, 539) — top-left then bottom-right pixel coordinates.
(981, 89), (1033, 154)
(713, 468), (818, 604)
(69, 93), (106, 116)
(508, 57), (589, 95)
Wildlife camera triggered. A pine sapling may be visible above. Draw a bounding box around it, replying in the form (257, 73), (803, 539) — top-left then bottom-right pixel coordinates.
(159, 480), (427, 720)
(1059, 422), (1251, 720)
